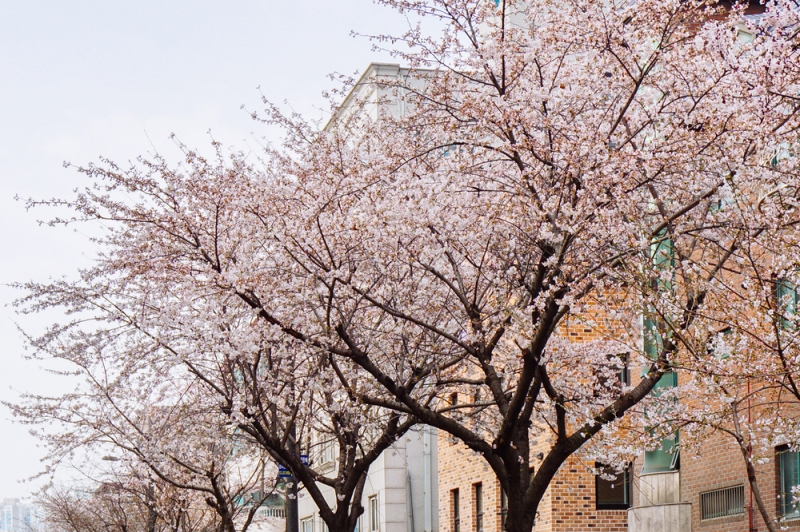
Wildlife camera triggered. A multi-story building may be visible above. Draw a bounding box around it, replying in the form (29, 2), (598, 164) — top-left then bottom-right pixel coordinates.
(438, 391), (800, 532)
(297, 426), (438, 532)
(319, 7), (800, 526)
(0, 498), (40, 532)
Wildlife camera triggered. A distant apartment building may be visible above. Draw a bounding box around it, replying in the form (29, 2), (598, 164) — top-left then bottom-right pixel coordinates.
(248, 492), (287, 532)
(0, 498), (41, 532)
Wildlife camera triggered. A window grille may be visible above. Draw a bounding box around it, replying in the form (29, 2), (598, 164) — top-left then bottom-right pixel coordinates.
(700, 485), (745, 520)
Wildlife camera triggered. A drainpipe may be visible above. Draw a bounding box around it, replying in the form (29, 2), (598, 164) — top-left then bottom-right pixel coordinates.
(748, 378), (754, 532)
(407, 471), (415, 532)
(423, 427), (432, 532)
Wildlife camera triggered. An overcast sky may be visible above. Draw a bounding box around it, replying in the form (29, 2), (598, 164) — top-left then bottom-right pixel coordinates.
(0, 0), (408, 499)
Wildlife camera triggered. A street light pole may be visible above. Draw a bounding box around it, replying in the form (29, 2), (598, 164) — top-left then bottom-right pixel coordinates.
(286, 424), (299, 532)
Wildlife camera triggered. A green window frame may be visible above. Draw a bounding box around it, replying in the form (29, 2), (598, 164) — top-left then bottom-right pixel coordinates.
(640, 369), (680, 474)
(642, 232), (679, 475)
(777, 279), (797, 329)
(779, 447), (800, 519)
(643, 431), (680, 474)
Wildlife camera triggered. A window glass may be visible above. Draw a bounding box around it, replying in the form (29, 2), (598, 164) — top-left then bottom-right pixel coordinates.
(595, 464), (631, 510)
(777, 279), (797, 328)
(643, 433), (679, 474)
(780, 449), (800, 518)
(642, 371), (679, 474)
(452, 489), (460, 532)
(700, 485), (745, 520)
(321, 438), (336, 464)
(474, 483), (483, 532)
(369, 495), (379, 532)
(302, 517), (314, 532)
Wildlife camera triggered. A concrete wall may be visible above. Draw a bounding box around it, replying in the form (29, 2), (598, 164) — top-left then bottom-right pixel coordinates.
(637, 471), (680, 506)
(627, 502), (690, 532)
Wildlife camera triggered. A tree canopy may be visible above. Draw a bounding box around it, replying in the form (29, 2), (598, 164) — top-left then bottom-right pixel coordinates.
(11, 1), (800, 532)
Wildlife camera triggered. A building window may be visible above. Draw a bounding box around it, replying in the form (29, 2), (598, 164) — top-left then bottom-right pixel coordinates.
(451, 489), (460, 532)
(779, 447), (800, 519)
(595, 464), (631, 510)
(777, 279), (797, 328)
(474, 483), (483, 532)
(319, 438), (336, 465)
(368, 495), (379, 532)
(302, 517), (314, 532)
(700, 485), (745, 520)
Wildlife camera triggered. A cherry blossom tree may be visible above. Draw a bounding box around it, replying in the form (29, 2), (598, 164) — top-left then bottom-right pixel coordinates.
(237, 1), (800, 531)
(11, 145), (420, 532)
(9, 357), (278, 532)
(37, 474), (220, 532)
(12, 1), (800, 532)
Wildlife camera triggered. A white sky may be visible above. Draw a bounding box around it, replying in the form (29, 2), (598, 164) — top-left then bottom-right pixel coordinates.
(0, 0), (408, 499)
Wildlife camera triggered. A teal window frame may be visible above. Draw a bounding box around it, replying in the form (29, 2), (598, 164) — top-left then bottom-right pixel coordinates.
(642, 231), (680, 474)
(777, 279), (797, 329)
(642, 431), (680, 474)
(779, 447), (800, 519)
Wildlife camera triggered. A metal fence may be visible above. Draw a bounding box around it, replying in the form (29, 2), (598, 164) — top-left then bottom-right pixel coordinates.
(259, 507), (287, 518)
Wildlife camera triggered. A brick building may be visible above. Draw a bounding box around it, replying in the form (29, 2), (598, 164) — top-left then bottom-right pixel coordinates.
(437, 380), (800, 532)
(326, 7), (800, 530)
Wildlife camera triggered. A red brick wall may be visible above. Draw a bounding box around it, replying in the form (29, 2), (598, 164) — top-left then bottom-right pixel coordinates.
(548, 456), (627, 532)
(437, 433), (629, 532)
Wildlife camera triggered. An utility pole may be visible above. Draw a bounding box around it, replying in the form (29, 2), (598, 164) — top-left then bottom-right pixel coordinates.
(286, 474), (299, 532)
(286, 423), (299, 532)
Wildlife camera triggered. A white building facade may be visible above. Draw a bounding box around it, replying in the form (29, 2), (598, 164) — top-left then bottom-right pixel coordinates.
(297, 426), (438, 532)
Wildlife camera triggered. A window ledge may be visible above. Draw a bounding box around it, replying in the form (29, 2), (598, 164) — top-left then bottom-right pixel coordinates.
(699, 513), (746, 526)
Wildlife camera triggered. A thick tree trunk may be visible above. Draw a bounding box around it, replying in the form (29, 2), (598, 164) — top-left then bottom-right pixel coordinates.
(737, 440), (778, 532)
(502, 489), (536, 532)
